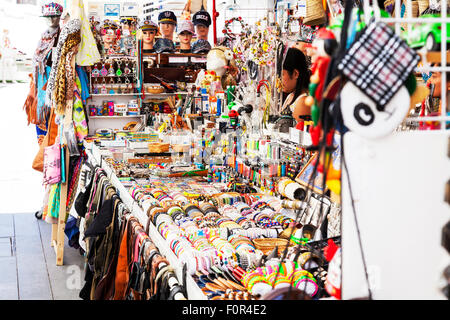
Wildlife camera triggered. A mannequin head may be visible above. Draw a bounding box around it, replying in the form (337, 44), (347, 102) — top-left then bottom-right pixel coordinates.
(160, 23), (175, 40)
(158, 11), (177, 40)
(143, 29), (157, 49)
(45, 16), (61, 28)
(195, 25), (209, 41)
(193, 10), (211, 41)
(177, 20), (194, 50)
(139, 19), (159, 50)
(179, 31), (193, 49)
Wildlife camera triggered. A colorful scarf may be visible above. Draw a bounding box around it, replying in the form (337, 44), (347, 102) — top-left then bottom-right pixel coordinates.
(46, 19), (81, 110)
(32, 26), (59, 84)
(53, 31), (81, 115)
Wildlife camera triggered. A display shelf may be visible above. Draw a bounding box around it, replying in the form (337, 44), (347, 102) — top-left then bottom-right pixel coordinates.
(85, 142), (207, 300)
(90, 93), (139, 97)
(88, 115), (144, 118)
(142, 92), (189, 99)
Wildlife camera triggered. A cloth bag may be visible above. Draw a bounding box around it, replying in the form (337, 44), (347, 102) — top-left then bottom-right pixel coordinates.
(71, 0), (101, 66)
(43, 141), (61, 185)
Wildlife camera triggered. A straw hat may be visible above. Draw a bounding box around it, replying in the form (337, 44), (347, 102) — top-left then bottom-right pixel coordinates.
(303, 0), (326, 26)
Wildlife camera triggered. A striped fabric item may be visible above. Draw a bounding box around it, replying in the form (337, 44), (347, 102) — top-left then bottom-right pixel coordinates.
(338, 22), (419, 108)
(73, 76), (88, 143)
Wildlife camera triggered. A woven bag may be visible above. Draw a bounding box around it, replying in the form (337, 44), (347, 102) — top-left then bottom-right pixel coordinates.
(406, 0), (420, 17)
(303, 0), (326, 26)
(418, 0), (429, 14)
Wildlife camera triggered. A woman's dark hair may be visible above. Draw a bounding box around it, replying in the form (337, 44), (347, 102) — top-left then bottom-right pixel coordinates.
(282, 47), (310, 101)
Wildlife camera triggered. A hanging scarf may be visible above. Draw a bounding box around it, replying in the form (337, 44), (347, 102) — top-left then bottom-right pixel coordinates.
(32, 26), (60, 83)
(73, 75), (88, 142)
(46, 19), (81, 110)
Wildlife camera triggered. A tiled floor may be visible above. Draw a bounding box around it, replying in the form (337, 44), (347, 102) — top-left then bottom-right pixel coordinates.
(0, 213), (85, 300)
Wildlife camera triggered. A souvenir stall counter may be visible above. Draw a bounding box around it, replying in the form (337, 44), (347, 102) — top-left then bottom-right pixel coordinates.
(83, 141), (207, 299)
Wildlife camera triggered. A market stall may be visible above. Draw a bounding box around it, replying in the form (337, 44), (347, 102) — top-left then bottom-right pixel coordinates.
(22, 0), (449, 301)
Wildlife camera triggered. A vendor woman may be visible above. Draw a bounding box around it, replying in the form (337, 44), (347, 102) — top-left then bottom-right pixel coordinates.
(274, 47), (311, 132)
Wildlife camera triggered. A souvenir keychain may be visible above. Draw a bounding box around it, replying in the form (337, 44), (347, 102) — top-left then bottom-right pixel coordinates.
(125, 76), (132, 94)
(120, 77), (127, 94)
(100, 77), (107, 94)
(92, 64), (100, 77)
(93, 78), (99, 94)
(100, 61), (108, 77)
(124, 59), (131, 75)
(109, 77), (115, 94)
(117, 77), (122, 94)
(116, 59), (123, 77)
(108, 60), (116, 77)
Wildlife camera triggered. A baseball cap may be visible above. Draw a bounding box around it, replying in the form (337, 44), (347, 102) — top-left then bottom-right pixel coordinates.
(158, 11), (177, 25)
(177, 20), (194, 35)
(193, 10), (211, 27)
(191, 39), (211, 54)
(41, 1), (63, 17)
(139, 19), (158, 31)
(154, 38), (176, 53)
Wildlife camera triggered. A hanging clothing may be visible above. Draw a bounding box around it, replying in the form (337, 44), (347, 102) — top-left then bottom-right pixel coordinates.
(32, 26), (59, 85)
(76, 66), (90, 104)
(45, 183), (61, 224)
(46, 19), (82, 111)
(35, 65), (53, 143)
(71, 0), (101, 66)
(73, 76), (88, 142)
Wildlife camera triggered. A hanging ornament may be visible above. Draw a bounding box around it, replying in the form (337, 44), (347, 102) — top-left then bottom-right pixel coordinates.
(116, 60), (122, 76)
(108, 61), (116, 77)
(92, 64), (100, 77)
(124, 59), (131, 75)
(100, 62), (108, 77)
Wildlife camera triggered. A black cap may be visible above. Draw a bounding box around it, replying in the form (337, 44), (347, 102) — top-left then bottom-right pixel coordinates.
(193, 10), (211, 27)
(154, 38), (176, 53)
(191, 39), (211, 54)
(158, 10), (177, 25)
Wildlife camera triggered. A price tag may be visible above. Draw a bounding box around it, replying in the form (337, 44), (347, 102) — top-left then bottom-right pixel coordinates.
(169, 57), (189, 63)
(191, 57), (207, 63)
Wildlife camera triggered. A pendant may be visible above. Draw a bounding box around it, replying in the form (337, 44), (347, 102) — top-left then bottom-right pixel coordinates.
(124, 61), (131, 75)
(116, 60), (122, 76)
(92, 65), (100, 77)
(100, 64), (108, 77)
(108, 64), (115, 77)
